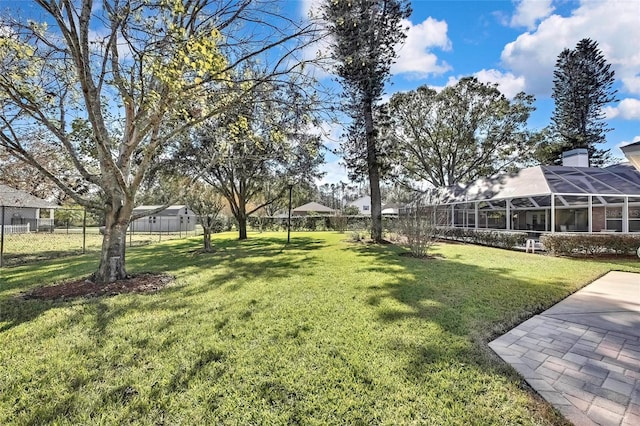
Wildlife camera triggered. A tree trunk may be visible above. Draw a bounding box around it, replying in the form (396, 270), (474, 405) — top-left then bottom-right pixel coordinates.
(238, 214), (248, 240)
(203, 225), (212, 251)
(237, 197), (248, 240)
(364, 99), (383, 242)
(91, 212), (129, 283)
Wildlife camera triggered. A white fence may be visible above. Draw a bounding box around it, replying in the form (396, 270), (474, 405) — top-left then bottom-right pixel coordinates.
(2, 223), (30, 234)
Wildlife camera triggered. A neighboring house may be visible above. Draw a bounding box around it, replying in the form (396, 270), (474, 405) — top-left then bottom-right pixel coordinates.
(292, 202), (336, 216)
(0, 184), (58, 233)
(347, 196), (371, 215)
(130, 205), (196, 232)
(621, 140), (640, 171)
(407, 149), (640, 234)
(346, 196), (398, 216)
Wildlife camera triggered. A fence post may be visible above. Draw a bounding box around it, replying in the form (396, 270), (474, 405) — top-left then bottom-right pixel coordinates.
(1, 205), (5, 268)
(82, 209), (87, 254)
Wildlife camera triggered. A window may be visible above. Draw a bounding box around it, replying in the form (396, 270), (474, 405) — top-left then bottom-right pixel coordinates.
(629, 198), (640, 232)
(363, 205), (370, 211)
(605, 206), (623, 232)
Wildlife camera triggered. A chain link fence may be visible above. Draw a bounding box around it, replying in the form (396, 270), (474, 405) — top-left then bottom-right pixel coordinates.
(0, 206), (200, 267)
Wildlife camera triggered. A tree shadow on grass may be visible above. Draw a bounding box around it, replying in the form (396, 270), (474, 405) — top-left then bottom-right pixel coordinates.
(175, 236), (327, 293)
(340, 241), (602, 387)
(0, 235), (326, 334)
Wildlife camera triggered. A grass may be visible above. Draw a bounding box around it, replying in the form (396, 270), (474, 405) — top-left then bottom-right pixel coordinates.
(0, 231), (637, 425)
(0, 227), (198, 266)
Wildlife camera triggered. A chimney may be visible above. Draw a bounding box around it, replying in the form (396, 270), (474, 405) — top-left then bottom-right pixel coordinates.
(562, 148), (589, 167)
(621, 141), (640, 172)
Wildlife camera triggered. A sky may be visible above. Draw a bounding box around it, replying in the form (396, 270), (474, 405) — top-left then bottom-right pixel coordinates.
(301, 0), (640, 185)
(2, 0), (638, 188)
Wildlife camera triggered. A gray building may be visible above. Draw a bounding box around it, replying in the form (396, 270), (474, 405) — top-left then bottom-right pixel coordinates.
(0, 184), (57, 233)
(130, 205), (196, 232)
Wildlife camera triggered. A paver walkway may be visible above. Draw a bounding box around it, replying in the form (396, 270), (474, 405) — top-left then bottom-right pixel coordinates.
(489, 271), (640, 426)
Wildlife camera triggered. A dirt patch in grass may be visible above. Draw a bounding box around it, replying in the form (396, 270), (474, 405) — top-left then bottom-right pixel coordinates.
(398, 252), (443, 260)
(20, 273), (174, 300)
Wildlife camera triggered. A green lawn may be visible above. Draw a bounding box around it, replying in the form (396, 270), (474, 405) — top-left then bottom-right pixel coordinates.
(1, 232), (637, 425)
(1, 227), (198, 266)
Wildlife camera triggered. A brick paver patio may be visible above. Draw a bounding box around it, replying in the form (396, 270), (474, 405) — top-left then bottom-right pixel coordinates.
(490, 271), (640, 426)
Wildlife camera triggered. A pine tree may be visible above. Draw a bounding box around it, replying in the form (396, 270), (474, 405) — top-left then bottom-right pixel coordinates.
(321, 0), (411, 242)
(551, 38), (617, 166)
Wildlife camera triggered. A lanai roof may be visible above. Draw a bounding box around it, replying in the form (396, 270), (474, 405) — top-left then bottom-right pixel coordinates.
(435, 164), (640, 204)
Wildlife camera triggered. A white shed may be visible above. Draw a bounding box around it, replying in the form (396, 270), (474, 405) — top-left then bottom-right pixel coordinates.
(130, 205), (196, 232)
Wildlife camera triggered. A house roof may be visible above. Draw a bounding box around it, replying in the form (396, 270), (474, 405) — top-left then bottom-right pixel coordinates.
(133, 205), (192, 216)
(435, 164), (640, 204)
(0, 184), (59, 208)
(292, 202), (335, 213)
(348, 196), (370, 206)
(621, 141), (640, 171)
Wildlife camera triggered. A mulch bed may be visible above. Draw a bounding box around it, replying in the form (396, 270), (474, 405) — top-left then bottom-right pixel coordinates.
(20, 273), (175, 301)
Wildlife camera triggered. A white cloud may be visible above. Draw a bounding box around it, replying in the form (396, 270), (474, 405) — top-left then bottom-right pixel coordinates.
(317, 159), (349, 186)
(438, 71), (524, 98)
(501, 0), (640, 96)
(617, 135), (640, 148)
(311, 120), (344, 152)
(510, 0), (555, 30)
(298, 6), (452, 80)
(299, 0), (319, 19)
(392, 17), (452, 77)
(605, 98), (640, 120)
(622, 75), (640, 94)
(473, 69), (527, 98)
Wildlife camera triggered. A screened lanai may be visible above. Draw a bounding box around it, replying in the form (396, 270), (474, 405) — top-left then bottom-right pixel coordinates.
(428, 163), (640, 235)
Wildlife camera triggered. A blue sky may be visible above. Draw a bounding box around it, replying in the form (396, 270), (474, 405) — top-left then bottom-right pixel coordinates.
(3, 1), (638, 187)
(301, 0), (640, 184)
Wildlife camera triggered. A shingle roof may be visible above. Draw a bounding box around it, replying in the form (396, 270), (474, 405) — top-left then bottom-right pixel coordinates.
(0, 184), (59, 208)
(292, 202), (335, 213)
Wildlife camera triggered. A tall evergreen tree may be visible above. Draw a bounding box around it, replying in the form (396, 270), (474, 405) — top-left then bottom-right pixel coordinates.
(550, 38), (617, 166)
(321, 0), (411, 242)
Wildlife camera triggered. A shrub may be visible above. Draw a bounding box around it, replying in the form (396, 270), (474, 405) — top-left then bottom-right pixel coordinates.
(398, 212), (439, 257)
(330, 215), (348, 233)
(541, 233), (640, 256)
(436, 227), (528, 249)
(342, 205), (360, 215)
(347, 231), (362, 242)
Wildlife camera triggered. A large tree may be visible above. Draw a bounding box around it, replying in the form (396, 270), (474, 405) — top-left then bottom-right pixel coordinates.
(0, 0), (316, 283)
(550, 38), (617, 166)
(389, 77), (536, 188)
(321, 0), (411, 242)
(182, 68), (323, 240)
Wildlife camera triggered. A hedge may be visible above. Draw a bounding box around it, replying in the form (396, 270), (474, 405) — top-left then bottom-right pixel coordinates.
(246, 215), (397, 233)
(435, 227), (528, 249)
(540, 233), (640, 256)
